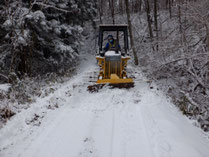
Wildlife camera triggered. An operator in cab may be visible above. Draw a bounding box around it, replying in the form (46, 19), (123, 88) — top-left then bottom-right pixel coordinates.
(103, 35), (121, 52)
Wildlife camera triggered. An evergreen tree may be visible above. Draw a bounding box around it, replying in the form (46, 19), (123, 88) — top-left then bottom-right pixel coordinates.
(0, 0), (97, 77)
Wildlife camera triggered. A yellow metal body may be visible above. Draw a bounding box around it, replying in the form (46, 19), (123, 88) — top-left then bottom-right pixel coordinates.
(96, 55), (133, 84)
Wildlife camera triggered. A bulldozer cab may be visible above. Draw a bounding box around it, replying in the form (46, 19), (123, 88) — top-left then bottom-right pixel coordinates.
(98, 24), (129, 56)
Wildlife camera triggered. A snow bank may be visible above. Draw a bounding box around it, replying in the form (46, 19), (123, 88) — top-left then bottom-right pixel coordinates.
(0, 84), (10, 92)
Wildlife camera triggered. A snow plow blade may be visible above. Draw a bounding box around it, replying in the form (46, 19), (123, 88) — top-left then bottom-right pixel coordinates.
(88, 75), (134, 93)
(96, 74), (133, 84)
(87, 82), (134, 93)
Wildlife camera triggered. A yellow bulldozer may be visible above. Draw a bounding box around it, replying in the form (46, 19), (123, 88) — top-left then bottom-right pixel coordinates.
(96, 24), (134, 86)
(88, 24), (134, 92)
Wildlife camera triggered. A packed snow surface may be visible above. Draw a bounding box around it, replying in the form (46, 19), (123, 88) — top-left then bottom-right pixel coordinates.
(0, 54), (209, 157)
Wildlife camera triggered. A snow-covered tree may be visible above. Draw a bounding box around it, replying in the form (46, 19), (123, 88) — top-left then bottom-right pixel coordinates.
(0, 0), (97, 79)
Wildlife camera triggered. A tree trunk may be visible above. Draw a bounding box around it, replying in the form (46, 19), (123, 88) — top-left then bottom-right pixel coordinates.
(100, 0), (104, 16)
(185, 0), (188, 24)
(166, 0), (169, 9)
(111, 0), (115, 24)
(168, 0), (172, 18)
(205, 24), (209, 51)
(99, 0), (103, 24)
(119, 0), (123, 15)
(134, 0), (142, 13)
(109, 0), (115, 24)
(145, 0), (153, 39)
(132, 0), (134, 13)
(124, 0), (139, 65)
(139, 0), (142, 12)
(9, 48), (17, 73)
(178, 0), (182, 34)
(154, 0), (158, 50)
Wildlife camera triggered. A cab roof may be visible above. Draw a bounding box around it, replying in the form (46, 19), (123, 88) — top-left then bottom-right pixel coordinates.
(99, 24), (128, 31)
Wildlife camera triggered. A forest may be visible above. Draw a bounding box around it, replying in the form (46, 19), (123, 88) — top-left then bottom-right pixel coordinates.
(0, 0), (209, 133)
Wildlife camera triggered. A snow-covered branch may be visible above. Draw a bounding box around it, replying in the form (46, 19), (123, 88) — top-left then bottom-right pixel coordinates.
(32, 2), (69, 13)
(162, 53), (209, 66)
(0, 73), (8, 80)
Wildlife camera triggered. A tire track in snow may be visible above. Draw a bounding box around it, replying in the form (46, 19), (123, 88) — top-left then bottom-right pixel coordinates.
(101, 89), (156, 157)
(81, 90), (130, 157)
(109, 92), (132, 157)
(120, 92), (156, 157)
(138, 90), (173, 157)
(109, 108), (115, 157)
(140, 105), (171, 157)
(78, 113), (98, 157)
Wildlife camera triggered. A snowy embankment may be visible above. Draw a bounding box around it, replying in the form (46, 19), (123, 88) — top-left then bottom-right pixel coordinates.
(0, 51), (209, 157)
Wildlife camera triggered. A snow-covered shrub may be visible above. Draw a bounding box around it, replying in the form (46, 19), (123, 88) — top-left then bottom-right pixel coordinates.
(0, 68), (76, 126)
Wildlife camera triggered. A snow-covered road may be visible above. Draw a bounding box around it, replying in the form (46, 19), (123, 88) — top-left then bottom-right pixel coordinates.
(0, 54), (209, 157)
